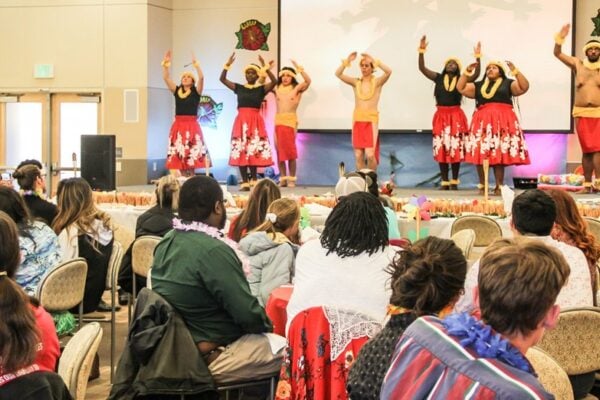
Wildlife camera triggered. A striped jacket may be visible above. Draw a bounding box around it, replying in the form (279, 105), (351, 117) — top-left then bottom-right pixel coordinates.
(380, 315), (553, 400)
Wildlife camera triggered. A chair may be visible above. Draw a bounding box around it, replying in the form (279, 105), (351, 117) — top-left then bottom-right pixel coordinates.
(217, 377), (277, 400)
(526, 346), (574, 400)
(36, 257), (88, 329)
(537, 307), (600, 399)
(585, 217), (600, 242)
(451, 215), (502, 247)
(450, 228), (476, 259)
(113, 222), (135, 251)
(105, 241), (124, 382)
(129, 235), (162, 322)
(58, 322), (103, 400)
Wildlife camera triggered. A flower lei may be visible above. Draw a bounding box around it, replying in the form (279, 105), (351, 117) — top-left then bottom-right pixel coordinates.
(172, 218), (251, 277)
(355, 77), (376, 100)
(443, 74), (457, 92)
(583, 59), (600, 70)
(442, 312), (532, 373)
(177, 86), (192, 99)
(480, 77), (503, 99)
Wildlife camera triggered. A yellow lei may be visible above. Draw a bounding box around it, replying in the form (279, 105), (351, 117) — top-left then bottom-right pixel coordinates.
(277, 84), (294, 94)
(480, 77), (503, 100)
(177, 86), (192, 99)
(443, 74), (457, 92)
(243, 83), (262, 89)
(355, 77), (376, 100)
(583, 59), (600, 70)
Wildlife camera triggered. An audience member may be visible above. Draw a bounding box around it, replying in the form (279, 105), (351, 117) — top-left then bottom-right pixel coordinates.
(12, 164), (57, 226)
(117, 175), (179, 304)
(53, 178), (114, 313)
(240, 197), (300, 306)
(285, 191), (395, 332)
(381, 237), (569, 399)
(456, 189), (593, 313)
(0, 211), (69, 399)
(548, 189), (600, 306)
(228, 178), (281, 242)
(0, 187), (61, 296)
(347, 236), (467, 400)
(151, 176), (282, 383)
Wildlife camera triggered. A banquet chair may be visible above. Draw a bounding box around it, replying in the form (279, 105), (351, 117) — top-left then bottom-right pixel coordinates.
(36, 257), (88, 330)
(58, 322), (103, 400)
(537, 307), (600, 399)
(450, 228), (476, 259)
(129, 235), (162, 322)
(276, 306), (382, 400)
(450, 215), (502, 247)
(113, 222), (135, 252)
(526, 346), (574, 400)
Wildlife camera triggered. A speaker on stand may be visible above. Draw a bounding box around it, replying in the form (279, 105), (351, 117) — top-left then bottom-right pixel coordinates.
(81, 135), (116, 191)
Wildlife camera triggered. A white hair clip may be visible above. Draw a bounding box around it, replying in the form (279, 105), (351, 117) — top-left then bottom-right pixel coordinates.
(266, 213), (277, 223)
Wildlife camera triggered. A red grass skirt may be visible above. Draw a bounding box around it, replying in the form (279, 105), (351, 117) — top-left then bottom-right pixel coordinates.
(432, 105), (467, 163)
(166, 115), (210, 170)
(352, 121), (380, 163)
(464, 103), (530, 166)
(229, 108), (274, 167)
(275, 125), (298, 162)
(575, 117), (600, 153)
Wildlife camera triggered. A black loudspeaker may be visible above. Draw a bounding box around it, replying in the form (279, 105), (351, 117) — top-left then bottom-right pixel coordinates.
(513, 177), (538, 189)
(81, 135), (116, 191)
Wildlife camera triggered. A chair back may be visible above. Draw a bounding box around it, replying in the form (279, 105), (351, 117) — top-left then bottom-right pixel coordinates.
(451, 215), (502, 247)
(113, 223), (135, 252)
(526, 347), (573, 400)
(106, 240), (124, 290)
(132, 235), (162, 277)
(36, 257), (88, 312)
(450, 228), (476, 259)
(585, 217), (600, 242)
(537, 307), (600, 375)
(58, 322), (103, 400)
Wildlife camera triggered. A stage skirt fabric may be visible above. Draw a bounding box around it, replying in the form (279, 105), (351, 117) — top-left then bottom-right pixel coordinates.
(352, 121), (380, 163)
(166, 115), (210, 170)
(229, 107), (274, 167)
(464, 102), (530, 166)
(275, 125), (298, 162)
(576, 117), (600, 153)
(432, 105), (467, 163)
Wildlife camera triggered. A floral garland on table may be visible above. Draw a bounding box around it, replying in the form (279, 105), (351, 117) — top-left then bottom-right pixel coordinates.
(172, 218), (251, 277)
(442, 312), (532, 373)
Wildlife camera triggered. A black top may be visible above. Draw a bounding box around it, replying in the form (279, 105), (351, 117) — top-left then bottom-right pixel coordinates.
(234, 84), (267, 108)
(474, 78), (514, 106)
(174, 86), (200, 116)
(433, 73), (462, 106)
(347, 312), (417, 400)
(0, 370), (73, 400)
(23, 194), (58, 227)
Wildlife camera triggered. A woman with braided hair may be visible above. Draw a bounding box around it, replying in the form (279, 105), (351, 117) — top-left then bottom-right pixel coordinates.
(285, 191), (396, 333)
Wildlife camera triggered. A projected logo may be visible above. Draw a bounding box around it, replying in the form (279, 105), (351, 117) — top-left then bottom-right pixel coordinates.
(197, 95), (223, 129)
(593, 9), (600, 36)
(235, 19), (271, 51)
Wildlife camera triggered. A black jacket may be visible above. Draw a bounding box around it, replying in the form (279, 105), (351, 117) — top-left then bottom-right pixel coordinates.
(109, 288), (217, 400)
(23, 194), (58, 227)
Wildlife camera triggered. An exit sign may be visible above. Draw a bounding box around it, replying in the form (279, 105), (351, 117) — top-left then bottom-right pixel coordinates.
(34, 64), (54, 79)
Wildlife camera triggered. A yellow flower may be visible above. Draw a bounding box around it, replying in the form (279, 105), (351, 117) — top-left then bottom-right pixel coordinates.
(276, 380), (291, 399)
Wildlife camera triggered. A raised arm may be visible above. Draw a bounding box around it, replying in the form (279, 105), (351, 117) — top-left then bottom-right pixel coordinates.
(258, 55), (277, 93)
(162, 50), (177, 93)
(291, 59), (311, 92)
(417, 35), (437, 81)
(506, 61), (529, 96)
(554, 24), (577, 71)
(363, 53), (392, 86)
(335, 52), (358, 86)
(220, 52), (236, 91)
(468, 41), (482, 82)
(457, 62), (477, 99)
(190, 52), (204, 95)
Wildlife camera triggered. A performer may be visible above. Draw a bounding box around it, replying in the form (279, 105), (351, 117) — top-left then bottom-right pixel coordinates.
(221, 53), (276, 191)
(457, 60), (530, 195)
(554, 24), (600, 193)
(162, 50), (209, 177)
(335, 52), (392, 171)
(418, 36), (481, 190)
(274, 60), (311, 188)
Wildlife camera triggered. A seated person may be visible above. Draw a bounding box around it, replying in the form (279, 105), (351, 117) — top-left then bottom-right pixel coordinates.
(151, 176), (282, 383)
(0, 211), (68, 399)
(117, 175), (180, 303)
(381, 237), (570, 399)
(347, 236), (467, 400)
(240, 198), (300, 306)
(286, 191), (396, 332)
(52, 178), (114, 313)
(0, 187), (61, 296)
(12, 163), (57, 226)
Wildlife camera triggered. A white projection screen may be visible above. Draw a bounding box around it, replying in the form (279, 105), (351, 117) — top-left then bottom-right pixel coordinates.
(280, 0), (574, 132)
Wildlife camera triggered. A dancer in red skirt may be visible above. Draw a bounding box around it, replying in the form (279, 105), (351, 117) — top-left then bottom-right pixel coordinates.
(162, 50), (209, 177)
(274, 60), (311, 188)
(457, 60), (530, 195)
(220, 53), (276, 191)
(418, 36), (481, 190)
